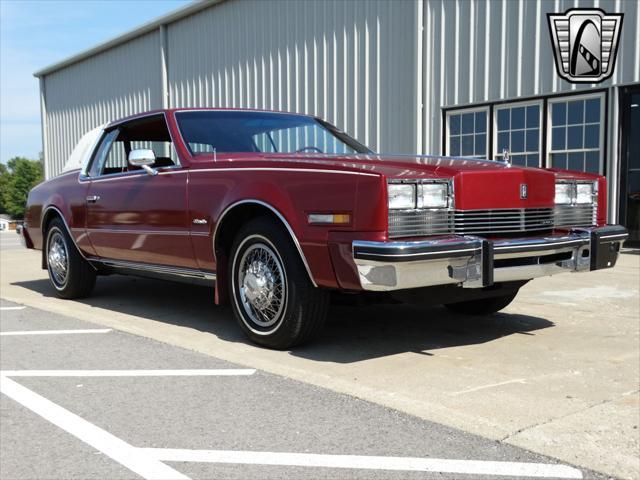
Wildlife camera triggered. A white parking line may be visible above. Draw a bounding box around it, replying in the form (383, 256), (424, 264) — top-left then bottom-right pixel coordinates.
(0, 329), (112, 336)
(143, 448), (583, 479)
(0, 369), (256, 377)
(0, 376), (190, 480)
(0, 306), (26, 311)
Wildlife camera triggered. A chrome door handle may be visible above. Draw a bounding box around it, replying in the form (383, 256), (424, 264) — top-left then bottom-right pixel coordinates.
(86, 195), (100, 203)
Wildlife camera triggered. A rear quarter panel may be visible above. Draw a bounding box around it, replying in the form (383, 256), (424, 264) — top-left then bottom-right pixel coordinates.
(26, 171), (92, 255)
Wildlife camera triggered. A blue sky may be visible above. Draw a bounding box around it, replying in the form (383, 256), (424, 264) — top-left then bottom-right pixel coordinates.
(0, 0), (191, 164)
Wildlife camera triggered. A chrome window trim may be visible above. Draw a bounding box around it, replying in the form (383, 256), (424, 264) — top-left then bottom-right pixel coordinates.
(213, 199), (318, 288)
(82, 112), (182, 180)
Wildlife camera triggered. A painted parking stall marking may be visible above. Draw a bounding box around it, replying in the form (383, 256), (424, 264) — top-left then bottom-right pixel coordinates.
(0, 329), (112, 336)
(0, 306), (26, 311)
(0, 368), (584, 480)
(1, 369), (256, 377)
(143, 448), (584, 478)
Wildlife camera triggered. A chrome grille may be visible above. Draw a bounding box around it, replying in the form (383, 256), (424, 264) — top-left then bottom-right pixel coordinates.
(388, 208), (557, 238)
(553, 204), (597, 227)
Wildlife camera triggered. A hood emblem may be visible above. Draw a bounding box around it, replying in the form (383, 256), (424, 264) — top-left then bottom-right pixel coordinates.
(520, 184), (528, 200)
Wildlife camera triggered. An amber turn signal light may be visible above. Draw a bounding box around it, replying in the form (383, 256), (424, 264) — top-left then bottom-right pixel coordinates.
(307, 213), (351, 225)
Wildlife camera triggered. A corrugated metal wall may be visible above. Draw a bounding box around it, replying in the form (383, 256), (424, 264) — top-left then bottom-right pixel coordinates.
(39, 0), (639, 178)
(41, 31), (162, 177)
(420, 0), (640, 155)
(166, 0), (418, 155)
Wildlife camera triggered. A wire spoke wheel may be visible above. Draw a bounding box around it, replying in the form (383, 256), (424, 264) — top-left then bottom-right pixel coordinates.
(47, 231), (69, 288)
(237, 242), (286, 328)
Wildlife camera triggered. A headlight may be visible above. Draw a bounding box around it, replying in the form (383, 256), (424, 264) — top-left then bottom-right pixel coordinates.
(555, 183), (573, 205)
(576, 182), (596, 204)
(555, 181), (597, 205)
(388, 184), (416, 209)
(418, 183), (449, 208)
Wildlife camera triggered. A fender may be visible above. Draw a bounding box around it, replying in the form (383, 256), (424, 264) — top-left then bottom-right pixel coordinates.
(212, 199), (317, 287)
(40, 204), (97, 270)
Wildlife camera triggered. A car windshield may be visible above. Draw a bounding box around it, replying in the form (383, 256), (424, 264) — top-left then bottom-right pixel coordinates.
(175, 111), (372, 155)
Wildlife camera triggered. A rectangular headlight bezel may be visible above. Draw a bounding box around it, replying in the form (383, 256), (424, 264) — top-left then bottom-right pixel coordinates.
(388, 179), (452, 211)
(555, 180), (598, 206)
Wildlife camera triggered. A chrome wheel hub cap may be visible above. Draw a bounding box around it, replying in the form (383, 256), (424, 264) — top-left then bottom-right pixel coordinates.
(48, 232), (68, 287)
(238, 243), (285, 327)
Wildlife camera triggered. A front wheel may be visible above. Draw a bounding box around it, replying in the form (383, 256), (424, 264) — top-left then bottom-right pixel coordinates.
(444, 291), (518, 315)
(229, 217), (329, 349)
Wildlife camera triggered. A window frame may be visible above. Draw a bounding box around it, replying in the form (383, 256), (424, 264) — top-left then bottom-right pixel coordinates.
(546, 91), (606, 174)
(445, 106), (490, 159)
(492, 99), (544, 168)
(82, 113), (181, 180)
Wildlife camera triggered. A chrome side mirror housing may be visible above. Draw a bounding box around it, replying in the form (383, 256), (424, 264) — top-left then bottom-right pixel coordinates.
(128, 149), (157, 176)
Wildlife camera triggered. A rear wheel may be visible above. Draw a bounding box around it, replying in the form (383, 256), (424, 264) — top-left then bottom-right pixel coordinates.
(229, 217), (329, 349)
(45, 218), (96, 299)
(444, 291), (518, 315)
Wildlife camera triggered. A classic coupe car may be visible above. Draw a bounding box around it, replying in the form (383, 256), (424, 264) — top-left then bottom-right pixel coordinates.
(22, 108), (628, 348)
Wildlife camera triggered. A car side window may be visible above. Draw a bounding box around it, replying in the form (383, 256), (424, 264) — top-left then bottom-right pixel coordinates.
(88, 129), (120, 177)
(89, 115), (180, 177)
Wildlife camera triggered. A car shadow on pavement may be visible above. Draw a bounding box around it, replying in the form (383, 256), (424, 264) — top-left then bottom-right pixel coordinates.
(13, 275), (553, 363)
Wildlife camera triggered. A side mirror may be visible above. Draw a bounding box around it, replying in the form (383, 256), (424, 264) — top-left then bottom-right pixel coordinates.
(128, 149), (157, 176)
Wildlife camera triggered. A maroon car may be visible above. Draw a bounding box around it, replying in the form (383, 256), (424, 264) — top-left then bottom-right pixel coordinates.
(22, 109), (628, 348)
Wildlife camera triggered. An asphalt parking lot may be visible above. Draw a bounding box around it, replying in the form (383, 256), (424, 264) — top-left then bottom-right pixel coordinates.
(1, 299), (593, 480)
(1, 230), (638, 479)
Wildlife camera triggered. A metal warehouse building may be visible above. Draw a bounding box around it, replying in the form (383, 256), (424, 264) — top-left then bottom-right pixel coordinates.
(35, 0), (639, 243)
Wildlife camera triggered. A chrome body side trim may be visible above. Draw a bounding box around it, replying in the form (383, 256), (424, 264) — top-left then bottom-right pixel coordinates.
(92, 258), (216, 284)
(40, 205), (96, 270)
(213, 199), (318, 288)
(189, 167), (379, 177)
(352, 225), (628, 291)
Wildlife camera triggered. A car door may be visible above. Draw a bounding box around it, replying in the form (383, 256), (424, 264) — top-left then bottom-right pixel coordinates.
(84, 115), (197, 269)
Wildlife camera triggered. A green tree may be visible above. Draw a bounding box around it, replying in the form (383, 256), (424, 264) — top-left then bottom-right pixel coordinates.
(0, 157), (44, 219)
(0, 163), (8, 214)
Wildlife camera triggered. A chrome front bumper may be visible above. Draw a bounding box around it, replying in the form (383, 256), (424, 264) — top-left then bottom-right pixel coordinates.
(352, 225), (628, 291)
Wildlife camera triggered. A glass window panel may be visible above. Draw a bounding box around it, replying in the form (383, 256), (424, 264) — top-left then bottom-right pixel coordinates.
(475, 112), (486, 133)
(461, 135), (474, 156)
(526, 105), (540, 128)
(584, 124), (600, 148)
(567, 100), (584, 125)
(511, 155), (526, 167)
(450, 136), (460, 156)
(497, 132), (510, 151)
(552, 127), (566, 150)
(461, 113), (474, 134)
(552, 103), (566, 125)
(511, 130), (525, 152)
(567, 125), (583, 149)
(585, 151), (600, 173)
(511, 107), (525, 129)
(497, 109), (510, 131)
(475, 133), (486, 156)
(568, 152), (584, 171)
(449, 114), (460, 135)
(526, 154), (539, 168)
(526, 129), (539, 152)
(585, 98), (601, 123)
(552, 153), (568, 169)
